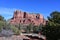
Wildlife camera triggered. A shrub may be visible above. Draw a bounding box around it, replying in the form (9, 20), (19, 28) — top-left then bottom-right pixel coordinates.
(10, 25), (21, 35)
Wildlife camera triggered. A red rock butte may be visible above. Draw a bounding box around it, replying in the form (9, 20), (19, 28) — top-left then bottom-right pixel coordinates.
(10, 10), (46, 25)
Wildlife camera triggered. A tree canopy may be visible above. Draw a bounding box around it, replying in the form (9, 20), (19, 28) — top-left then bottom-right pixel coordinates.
(0, 15), (5, 21)
(42, 11), (60, 40)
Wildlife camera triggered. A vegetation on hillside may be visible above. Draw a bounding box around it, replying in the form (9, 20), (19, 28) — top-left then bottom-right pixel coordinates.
(0, 15), (20, 35)
(0, 11), (60, 40)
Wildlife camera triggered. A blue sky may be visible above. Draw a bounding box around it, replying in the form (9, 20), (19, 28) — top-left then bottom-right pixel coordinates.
(0, 0), (60, 20)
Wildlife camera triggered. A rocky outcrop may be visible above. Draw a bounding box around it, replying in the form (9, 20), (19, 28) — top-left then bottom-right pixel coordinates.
(10, 10), (46, 25)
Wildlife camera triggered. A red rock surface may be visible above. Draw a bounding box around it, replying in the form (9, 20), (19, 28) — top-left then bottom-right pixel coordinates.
(0, 35), (29, 40)
(0, 35), (46, 40)
(10, 10), (46, 25)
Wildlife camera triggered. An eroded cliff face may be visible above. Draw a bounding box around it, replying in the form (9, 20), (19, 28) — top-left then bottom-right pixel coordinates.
(10, 10), (46, 25)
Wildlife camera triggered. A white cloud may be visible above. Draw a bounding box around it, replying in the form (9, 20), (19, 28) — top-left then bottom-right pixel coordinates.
(0, 7), (17, 20)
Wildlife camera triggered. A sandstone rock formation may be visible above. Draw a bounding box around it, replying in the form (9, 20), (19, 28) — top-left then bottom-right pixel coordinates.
(10, 10), (46, 25)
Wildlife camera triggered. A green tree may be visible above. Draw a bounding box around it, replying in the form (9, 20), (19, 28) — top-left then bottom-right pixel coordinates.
(26, 23), (33, 33)
(10, 25), (20, 35)
(38, 24), (43, 32)
(42, 11), (60, 40)
(33, 24), (43, 33)
(0, 15), (6, 32)
(0, 15), (6, 21)
(33, 26), (39, 33)
(0, 21), (5, 32)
